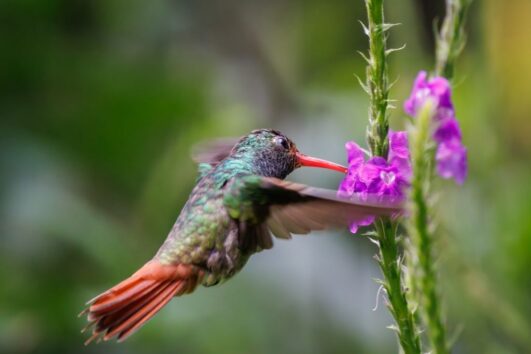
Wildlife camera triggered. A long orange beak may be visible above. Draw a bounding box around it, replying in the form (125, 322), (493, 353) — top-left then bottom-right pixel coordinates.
(296, 152), (347, 173)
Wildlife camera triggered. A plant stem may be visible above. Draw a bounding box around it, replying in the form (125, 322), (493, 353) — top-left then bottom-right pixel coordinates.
(362, 1), (420, 353)
(365, 0), (390, 159)
(435, 0), (472, 80)
(407, 102), (449, 354)
(406, 2), (471, 353)
(375, 220), (422, 354)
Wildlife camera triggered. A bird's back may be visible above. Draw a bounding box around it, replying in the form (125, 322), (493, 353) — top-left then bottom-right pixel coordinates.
(155, 158), (258, 285)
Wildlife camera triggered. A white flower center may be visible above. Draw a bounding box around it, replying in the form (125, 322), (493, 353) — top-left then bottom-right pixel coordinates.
(380, 171), (396, 185)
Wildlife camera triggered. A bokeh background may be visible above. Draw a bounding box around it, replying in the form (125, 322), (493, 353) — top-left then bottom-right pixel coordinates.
(1, 0), (530, 353)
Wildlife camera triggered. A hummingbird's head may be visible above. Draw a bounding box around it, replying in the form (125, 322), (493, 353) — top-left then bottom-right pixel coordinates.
(232, 129), (347, 179)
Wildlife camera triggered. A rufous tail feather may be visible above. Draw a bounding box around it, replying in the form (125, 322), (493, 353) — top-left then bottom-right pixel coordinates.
(81, 260), (202, 344)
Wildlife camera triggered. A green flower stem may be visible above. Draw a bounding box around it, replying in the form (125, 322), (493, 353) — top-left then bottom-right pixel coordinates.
(365, 0), (390, 158)
(435, 0), (472, 80)
(406, 2), (471, 353)
(375, 220), (422, 354)
(408, 102), (449, 354)
(362, 1), (420, 353)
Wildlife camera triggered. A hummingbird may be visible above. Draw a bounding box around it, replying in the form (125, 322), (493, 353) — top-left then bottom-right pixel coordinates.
(81, 129), (399, 344)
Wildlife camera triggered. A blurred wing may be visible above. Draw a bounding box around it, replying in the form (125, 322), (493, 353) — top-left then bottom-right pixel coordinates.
(227, 176), (402, 240)
(191, 138), (240, 166)
(263, 178), (401, 239)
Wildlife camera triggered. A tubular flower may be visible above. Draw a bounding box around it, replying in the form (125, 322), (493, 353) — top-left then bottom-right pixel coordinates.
(404, 71), (454, 121)
(404, 71), (467, 184)
(436, 141), (467, 185)
(338, 131), (410, 233)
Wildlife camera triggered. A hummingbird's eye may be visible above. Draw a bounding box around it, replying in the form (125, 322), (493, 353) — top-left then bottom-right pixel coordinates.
(273, 136), (290, 150)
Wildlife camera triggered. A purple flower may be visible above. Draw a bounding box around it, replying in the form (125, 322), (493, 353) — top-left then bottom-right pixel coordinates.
(338, 131), (411, 233)
(404, 70), (468, 184)
(404, 71), (454, 121)
(436, 141), (467, 185)
(389, 130), (410, 161)
(345, 141), (365, 168)
(389, 130), (411, 178)
(349, 215), (375, 234)
(361, 157), (410, 202)
(433, 117), (461, 143)
(338, 141), (366, 198)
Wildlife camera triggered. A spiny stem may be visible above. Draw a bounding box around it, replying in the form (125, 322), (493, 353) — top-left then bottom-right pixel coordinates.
(407, 101), (449, 354)
(435, 0), (472, 80)
(362, 1), (420, 353)
(375, 220), (422, 354)
(364, 0), (390, 158)
(406, 2), (472, 353)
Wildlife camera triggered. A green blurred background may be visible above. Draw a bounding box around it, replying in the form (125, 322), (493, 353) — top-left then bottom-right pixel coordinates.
(1, 0), (530, 353)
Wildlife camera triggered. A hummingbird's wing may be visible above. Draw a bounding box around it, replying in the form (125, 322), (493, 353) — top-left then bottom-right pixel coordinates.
(192, 138), (241, 180)
(191, 138), (240, 166)
(224, 176), (402, 240)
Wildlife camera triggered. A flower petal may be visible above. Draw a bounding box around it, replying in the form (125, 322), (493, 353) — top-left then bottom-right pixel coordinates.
(404, 71), (428, 116)
(434, 117), (462, 144)
(389, 130), (410, 160)
(337, 176), (353, 197)
(428, 77), (454, 113)
(358, 157), (387, 184)
(345, 141), (365, 168)
(404, 70), (454, 120)
(436, 141), (468, 184)
(349, 216), (376, 234)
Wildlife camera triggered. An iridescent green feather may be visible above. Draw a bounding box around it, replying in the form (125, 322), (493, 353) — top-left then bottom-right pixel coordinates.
(154, 130), (306, 285)
(223, 175), (264, 223)
(154, 153), (259, 284)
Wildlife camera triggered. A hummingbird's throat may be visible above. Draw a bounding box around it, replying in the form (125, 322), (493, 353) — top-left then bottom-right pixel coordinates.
(295, 152), (347, 173)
